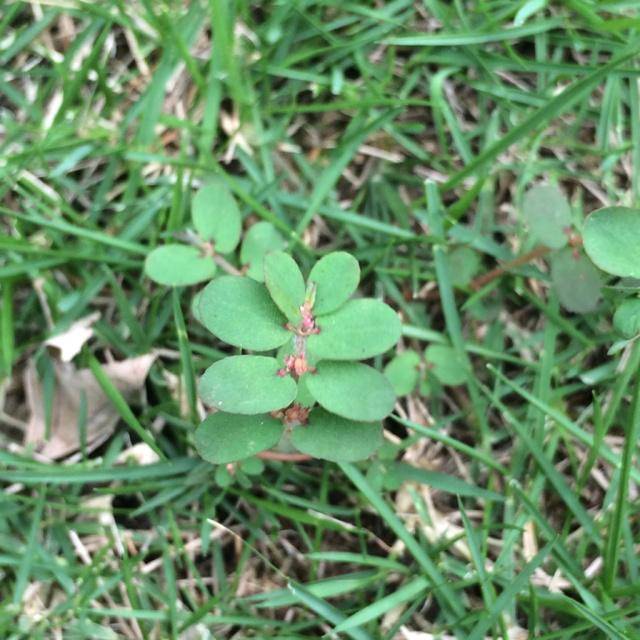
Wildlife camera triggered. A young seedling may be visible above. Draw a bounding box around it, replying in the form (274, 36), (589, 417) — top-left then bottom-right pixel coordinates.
(144, 180), (284, 286)
(383, 345), (467, 399)
(521, 182), (602, 313)
(193, 250), (401, 464)
(465, 182), (603, 313)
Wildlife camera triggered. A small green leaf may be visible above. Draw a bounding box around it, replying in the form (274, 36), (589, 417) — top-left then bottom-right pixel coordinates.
(550, 249), (602, 313)
(191, 180), (241, 253)
(292, 409), (383, 462)
(384, 351), (421, 396)
(521, 184), (571, 249)
(240, 222), (285, 281)
(194, 412), (283, 464)
(144, 245), (216, 286)
(307, 298), (401, 361)
(308, 252), (360, 315)
(614, 299), (640, 338)
(447, 246), (481, 288)
(264, 251), (306, 322)
(235, 470), (252, 489)
(214, 464), (234, 487)
(583, 206), (640, 278)
(198, 276), (291, 351)
(424, 344), (467, 386)
(198, 355), (297, 414)
(306, 361), (396, 421)
(240, 457), (265, 475)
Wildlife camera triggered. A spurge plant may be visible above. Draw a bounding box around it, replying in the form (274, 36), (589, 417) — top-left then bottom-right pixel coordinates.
(193, 251), (401, 464)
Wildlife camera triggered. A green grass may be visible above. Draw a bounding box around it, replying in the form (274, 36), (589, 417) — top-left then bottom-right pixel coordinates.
(2, 1), (640, 638)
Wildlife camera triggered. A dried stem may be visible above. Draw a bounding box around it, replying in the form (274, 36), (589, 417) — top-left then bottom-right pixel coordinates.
(470, 245), (551, 291)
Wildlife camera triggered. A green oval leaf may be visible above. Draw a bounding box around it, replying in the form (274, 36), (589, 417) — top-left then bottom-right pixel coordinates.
(447, 246), (481, 288)
(307, 298), (401, 361)
(292, 409), (383, 462)
(194, 412), (283, 464)
(308, 252), (360, 315)
(240, 222), (285, 281)
(198, 355), (297, 414)
(424, 345), (467, 386)
(198, 276), (291, 350)
(306, 361), (396, 421)
(550, 249), (602, 314)
(144, 244), (216, 286)
(240, 457), (265, 476)
(614, 299), (640, 338)
(521, 184), (571, 249)
(214, 464), (234, 487)
(192, 180), (241, 253)
(583, 206), (640, 278)
(264, 251), (306, 322)
(384, 351), (421, 396)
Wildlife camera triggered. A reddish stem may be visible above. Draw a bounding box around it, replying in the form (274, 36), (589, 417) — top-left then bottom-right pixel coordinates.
(257, 451), (313, 462)
(470, 245), (551, 291)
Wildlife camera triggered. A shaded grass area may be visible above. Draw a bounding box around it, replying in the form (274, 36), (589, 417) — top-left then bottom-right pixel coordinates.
(1, 1), (640, 638)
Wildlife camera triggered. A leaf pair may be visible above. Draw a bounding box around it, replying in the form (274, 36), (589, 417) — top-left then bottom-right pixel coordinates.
(198, 357), (395, 422)
(521, 183), (602, 313)
(196, 252), (401, 362)
(262, 250), (361, 322)
(194, 409), (382, 464)
(383, 345), (466, 397)
(145, 180), (241, 286)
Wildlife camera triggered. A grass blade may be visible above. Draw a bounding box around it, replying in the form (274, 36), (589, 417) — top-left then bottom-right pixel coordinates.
(603, 371), (640, 590)
(441, 41), (640, 191)
(468, 542), (554, 640)
(334, 576), (428, 633)
(339, 462), (465, 620)
(88, 355), (164, 459)
(287, 581), (374, 640)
